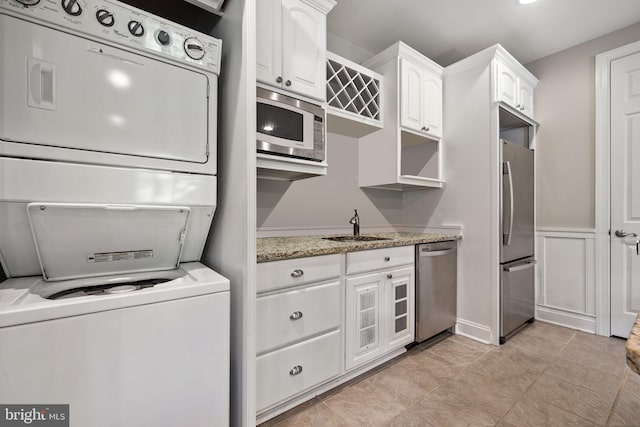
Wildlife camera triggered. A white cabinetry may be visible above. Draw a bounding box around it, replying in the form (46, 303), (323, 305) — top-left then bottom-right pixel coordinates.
(495, 60), (536, 118)
(400, 58), (443, 139)
(255, 254), (342, 412)
(345, 247), (415, 370)
(360, 42), (444, 190)
(256, 0), (336, 101)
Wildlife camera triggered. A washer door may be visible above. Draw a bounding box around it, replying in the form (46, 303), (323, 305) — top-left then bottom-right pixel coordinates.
(27, 203), (190, 281)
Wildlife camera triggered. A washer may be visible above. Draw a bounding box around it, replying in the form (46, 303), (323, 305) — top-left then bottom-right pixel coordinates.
(0, 0), (228, 425)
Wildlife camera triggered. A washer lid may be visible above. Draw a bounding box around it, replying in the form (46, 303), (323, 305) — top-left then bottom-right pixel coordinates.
(27, 203), (191, 281)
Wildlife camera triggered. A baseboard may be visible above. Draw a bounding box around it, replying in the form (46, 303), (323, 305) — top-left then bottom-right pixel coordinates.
(535, 305), (596, 333)
(455, 318), (493, 344)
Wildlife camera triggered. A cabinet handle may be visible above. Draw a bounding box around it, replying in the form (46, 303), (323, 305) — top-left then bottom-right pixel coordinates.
(516, 103), (521, 108)
(387, 273), (393, 279)
(289, 311), (303, 320)
(520, 105), (525, 111)
(384, 256), (390, 262)
(289, 365), (303, 376)
(285, 80), (292, 87)
(276, 76), (283, 83)
(290, 269), (304, 278)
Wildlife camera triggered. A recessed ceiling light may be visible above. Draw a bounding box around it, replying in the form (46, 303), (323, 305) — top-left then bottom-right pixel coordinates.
(518, 0), (537, 4)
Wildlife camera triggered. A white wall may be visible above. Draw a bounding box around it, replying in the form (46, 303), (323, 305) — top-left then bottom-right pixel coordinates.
(526, 22), (640, 229)
(201, 0), (257, 425)
(257, 133), (403, 234)
(327, 31), (374, 64)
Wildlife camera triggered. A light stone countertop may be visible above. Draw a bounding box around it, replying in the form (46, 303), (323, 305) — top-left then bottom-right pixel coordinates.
(627, 314), (640, 376)
(256, 232), (461, 263)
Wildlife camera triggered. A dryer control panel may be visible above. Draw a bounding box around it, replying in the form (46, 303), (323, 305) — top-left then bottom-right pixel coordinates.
(0, 0), (221, 74)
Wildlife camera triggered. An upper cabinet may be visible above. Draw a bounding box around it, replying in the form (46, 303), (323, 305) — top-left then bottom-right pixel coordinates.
(400, 58), (443, 140)
(256, 0), (336, 102)
(359, 42), (444, 190)
(495, 59), (536, 119)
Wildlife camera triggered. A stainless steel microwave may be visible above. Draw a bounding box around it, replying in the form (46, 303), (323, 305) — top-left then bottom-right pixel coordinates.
(256, 87), (325, 162)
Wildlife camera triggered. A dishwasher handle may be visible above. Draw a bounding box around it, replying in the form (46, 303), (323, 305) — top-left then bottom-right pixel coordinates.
(503, 260), (537, 273)
(419, 247), (457, 257)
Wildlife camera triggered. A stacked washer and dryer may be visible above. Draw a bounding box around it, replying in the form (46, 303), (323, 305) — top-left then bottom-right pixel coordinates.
(0, 0), (229, 425)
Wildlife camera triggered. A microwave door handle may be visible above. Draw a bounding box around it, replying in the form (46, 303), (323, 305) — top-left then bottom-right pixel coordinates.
(503, 161), (514, 246)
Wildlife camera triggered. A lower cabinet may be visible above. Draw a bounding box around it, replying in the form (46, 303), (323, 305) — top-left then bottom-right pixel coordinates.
(256, 245), (415, 419)
(345, 266), (415, 370)
(256, 330), (341, 411)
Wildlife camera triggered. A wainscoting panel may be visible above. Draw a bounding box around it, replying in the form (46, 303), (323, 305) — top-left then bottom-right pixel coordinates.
(536, 228), (596, 333)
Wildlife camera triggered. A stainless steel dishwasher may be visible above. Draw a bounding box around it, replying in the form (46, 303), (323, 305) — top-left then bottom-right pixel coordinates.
(415, 240), (458, 342)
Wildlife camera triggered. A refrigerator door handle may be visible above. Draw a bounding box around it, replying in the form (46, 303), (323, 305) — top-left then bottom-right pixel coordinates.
(503, 260), (537, 273)
(503, 160), (514, 246)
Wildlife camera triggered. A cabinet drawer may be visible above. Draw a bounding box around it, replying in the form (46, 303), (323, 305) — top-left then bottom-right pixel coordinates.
(256, 330), (341, 412)
(346, 246), (414, 275)
(257, 254), (342, 293)
(256, 280), (341, 354)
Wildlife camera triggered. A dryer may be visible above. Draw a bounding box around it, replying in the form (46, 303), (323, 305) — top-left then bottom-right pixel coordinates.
(0, 0), (229, 425)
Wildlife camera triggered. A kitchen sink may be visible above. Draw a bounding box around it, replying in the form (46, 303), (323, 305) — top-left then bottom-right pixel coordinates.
(323, 236), (391, 243)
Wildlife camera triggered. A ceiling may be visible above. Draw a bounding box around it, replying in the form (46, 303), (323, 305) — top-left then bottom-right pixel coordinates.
(327, 0), (640, 66)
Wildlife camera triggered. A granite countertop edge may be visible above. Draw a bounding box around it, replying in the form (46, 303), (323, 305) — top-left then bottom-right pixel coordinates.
(627, 314), (640, 376)
(256, 232), (461, 263)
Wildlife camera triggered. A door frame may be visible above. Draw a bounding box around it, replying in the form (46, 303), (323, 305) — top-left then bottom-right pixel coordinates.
(595, 39), (640, 337)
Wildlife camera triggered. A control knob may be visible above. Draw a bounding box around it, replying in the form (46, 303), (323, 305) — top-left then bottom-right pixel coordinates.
(157, 30), (171, 46)
(184, 37), (205, 60)
(14, 0), (41, 6)
(128, 20), (145, 37)
(96, 9), (114, 27)
(61, 0), (82, 16)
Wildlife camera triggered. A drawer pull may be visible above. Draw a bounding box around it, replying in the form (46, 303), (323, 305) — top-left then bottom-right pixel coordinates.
(384, 256), (390, 262)
(290, 269), (304, 278)
(387, 273), (393, 279)
(289, 311), (303, 320)
(289, 365), (303, 376)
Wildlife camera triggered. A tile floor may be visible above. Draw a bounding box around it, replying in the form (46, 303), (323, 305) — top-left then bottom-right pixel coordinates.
(260, 321), (640, 426)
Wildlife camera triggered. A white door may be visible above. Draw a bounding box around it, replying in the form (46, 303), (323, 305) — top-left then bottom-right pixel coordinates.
(422, 72), (443, 139)
(496, 61), (518, 108)
(385, 267), (415, 350)
(281, 0), (325, 101)
(400, 58), (424, 133)
(256, 0), (283, 88)
(345, 273), (383, 370)
(611, 51), (640, 337)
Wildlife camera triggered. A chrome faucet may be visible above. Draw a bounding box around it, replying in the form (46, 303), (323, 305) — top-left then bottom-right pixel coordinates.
(349, 209), (360, 236)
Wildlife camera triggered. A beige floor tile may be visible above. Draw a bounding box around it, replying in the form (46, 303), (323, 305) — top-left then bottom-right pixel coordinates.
(404, 349), (462, 382)
(468, 351), (539, 394)
(608, 374), (640, 426)
(431, 369), (521, 418)
(520, 320), (577, 343)
(543, 357), (624, 397)
(505, 329), (568, 360)
(523, 372), (617, 425)
(272, 398), (347, 427)
(323, 378), (408, 426)
(390, 392), (499, 427)
(557, 333), (628, 378)
(366, 354), (445, 406)
(499, 396), (599, 427)
(447, 334), (494, 353)
(424, 338), (487, 367)
(493, 341), (553, 374)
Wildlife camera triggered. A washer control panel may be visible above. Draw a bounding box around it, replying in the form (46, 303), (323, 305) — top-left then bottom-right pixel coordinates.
(0, 0), (221, 74)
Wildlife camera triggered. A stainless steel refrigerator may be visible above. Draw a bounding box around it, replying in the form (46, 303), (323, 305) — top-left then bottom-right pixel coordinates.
(500, 139), (536, 344)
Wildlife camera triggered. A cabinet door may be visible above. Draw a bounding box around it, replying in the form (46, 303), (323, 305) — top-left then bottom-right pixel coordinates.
(345, 273), (383, 370)
(256, 0), (283, 88)
(518, 78), (534, 118)
(422, 71), (443, 139)
(385, 266), (415, 350)
(496, 61), (518, 108)
(400, 58), (424, 133)
(281, 0), (326, 101)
